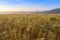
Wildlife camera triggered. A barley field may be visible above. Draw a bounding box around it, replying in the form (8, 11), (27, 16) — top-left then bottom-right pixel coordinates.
(0, 14), (60, 40)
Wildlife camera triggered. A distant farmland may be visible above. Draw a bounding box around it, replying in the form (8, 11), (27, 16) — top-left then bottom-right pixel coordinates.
(0, 14), (60, 40)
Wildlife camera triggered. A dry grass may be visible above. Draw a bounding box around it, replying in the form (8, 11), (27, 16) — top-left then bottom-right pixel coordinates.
(0, 14), (60, 40)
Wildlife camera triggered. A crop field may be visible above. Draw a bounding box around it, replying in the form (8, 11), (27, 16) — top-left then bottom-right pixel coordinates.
(0, 14), (60, 40)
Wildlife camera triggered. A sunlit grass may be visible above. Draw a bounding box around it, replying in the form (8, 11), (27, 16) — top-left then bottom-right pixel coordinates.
(0, 14), (60, 40)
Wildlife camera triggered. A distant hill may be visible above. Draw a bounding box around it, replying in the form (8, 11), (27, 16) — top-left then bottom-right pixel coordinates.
(31, 8), (60, 14)
(43, 8), (60, 14)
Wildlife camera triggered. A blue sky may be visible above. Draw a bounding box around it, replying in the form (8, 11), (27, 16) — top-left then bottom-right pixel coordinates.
(0, 0), (60, 12)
